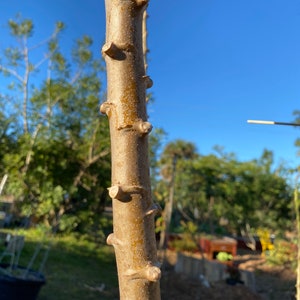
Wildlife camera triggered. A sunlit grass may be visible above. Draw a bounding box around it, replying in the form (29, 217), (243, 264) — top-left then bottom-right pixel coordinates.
(0, 228), (119, 300)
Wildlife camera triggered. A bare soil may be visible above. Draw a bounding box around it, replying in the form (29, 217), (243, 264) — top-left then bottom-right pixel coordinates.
(160, 250), (296, 300)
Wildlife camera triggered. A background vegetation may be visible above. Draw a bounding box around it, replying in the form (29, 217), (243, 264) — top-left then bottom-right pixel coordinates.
(0, 16), (299, 298)
(0, 16), (297, 241)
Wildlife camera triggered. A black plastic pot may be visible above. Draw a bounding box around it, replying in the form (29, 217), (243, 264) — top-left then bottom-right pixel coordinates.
(0, 264), (46, 300)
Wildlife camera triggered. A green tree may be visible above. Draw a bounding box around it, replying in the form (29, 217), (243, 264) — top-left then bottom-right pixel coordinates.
(0, 16), (110, 234)
(156, 146), (293, 236)
(157, 139), (197, 249)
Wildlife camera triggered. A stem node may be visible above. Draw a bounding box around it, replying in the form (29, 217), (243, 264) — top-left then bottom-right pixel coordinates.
(100, 101), (113, 116)
(107, 233), (122, 247)
(102, 42), (126, 60)
(108, 185), (145, 201)
(125, 264), (161, 282)
(133, 120), (152, 135)
(145, 203), (161, 217)
(136, 0), (149, 7)
(142, 75), (153, 89)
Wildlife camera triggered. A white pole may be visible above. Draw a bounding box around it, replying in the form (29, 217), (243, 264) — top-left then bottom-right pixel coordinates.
(0, 174), (8, 196)
(247, 119), (300, 127)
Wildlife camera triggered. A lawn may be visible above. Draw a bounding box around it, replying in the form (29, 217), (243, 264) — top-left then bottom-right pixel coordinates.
(0, 228), (119, 300)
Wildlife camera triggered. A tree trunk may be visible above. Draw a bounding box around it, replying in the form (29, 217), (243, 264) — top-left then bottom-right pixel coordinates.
(101, 1), (161, 299)
(208, 196), (214, 235)
(159, 156), (176, 250)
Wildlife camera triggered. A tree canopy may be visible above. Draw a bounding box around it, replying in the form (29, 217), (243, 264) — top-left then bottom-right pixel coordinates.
(154, 145), (293, 235)
(0, 16), (111, 234)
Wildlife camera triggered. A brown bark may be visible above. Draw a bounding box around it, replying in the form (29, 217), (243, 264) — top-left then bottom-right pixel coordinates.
(101, 1), (161, 299)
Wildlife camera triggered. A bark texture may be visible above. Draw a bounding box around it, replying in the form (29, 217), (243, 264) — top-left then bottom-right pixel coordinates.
(101, 1), (161, 299)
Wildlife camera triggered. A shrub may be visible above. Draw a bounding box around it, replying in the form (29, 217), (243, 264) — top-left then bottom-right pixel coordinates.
(265, 239), (297, 270)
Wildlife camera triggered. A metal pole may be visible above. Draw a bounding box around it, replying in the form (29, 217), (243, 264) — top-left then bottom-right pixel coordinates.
(247, 119), (300, 127)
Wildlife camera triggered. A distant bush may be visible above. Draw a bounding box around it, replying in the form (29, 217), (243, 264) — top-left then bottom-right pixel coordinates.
(168, 235), (198, 253)
(265, 239), (297, 270)
(168, 221), (199, 253)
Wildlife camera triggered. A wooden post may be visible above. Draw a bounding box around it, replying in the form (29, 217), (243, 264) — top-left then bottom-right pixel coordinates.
(101, 1), (161, 299)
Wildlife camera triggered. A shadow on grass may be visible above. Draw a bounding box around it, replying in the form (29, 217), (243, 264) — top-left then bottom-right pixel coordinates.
(0, 230), (119, 300)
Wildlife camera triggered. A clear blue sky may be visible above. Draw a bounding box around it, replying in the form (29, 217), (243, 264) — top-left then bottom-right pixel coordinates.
(1, 0), (300, 168)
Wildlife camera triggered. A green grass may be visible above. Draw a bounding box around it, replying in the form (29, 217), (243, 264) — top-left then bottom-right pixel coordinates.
(0, 228), (119, 300)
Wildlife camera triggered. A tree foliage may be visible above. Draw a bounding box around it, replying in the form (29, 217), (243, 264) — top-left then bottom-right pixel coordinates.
(154, 144), (293, 235)
(0, 16), (111, 235)
(0, 16), (294, 240)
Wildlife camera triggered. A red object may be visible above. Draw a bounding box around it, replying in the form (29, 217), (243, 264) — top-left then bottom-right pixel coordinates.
(199, 237), (237, 260)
